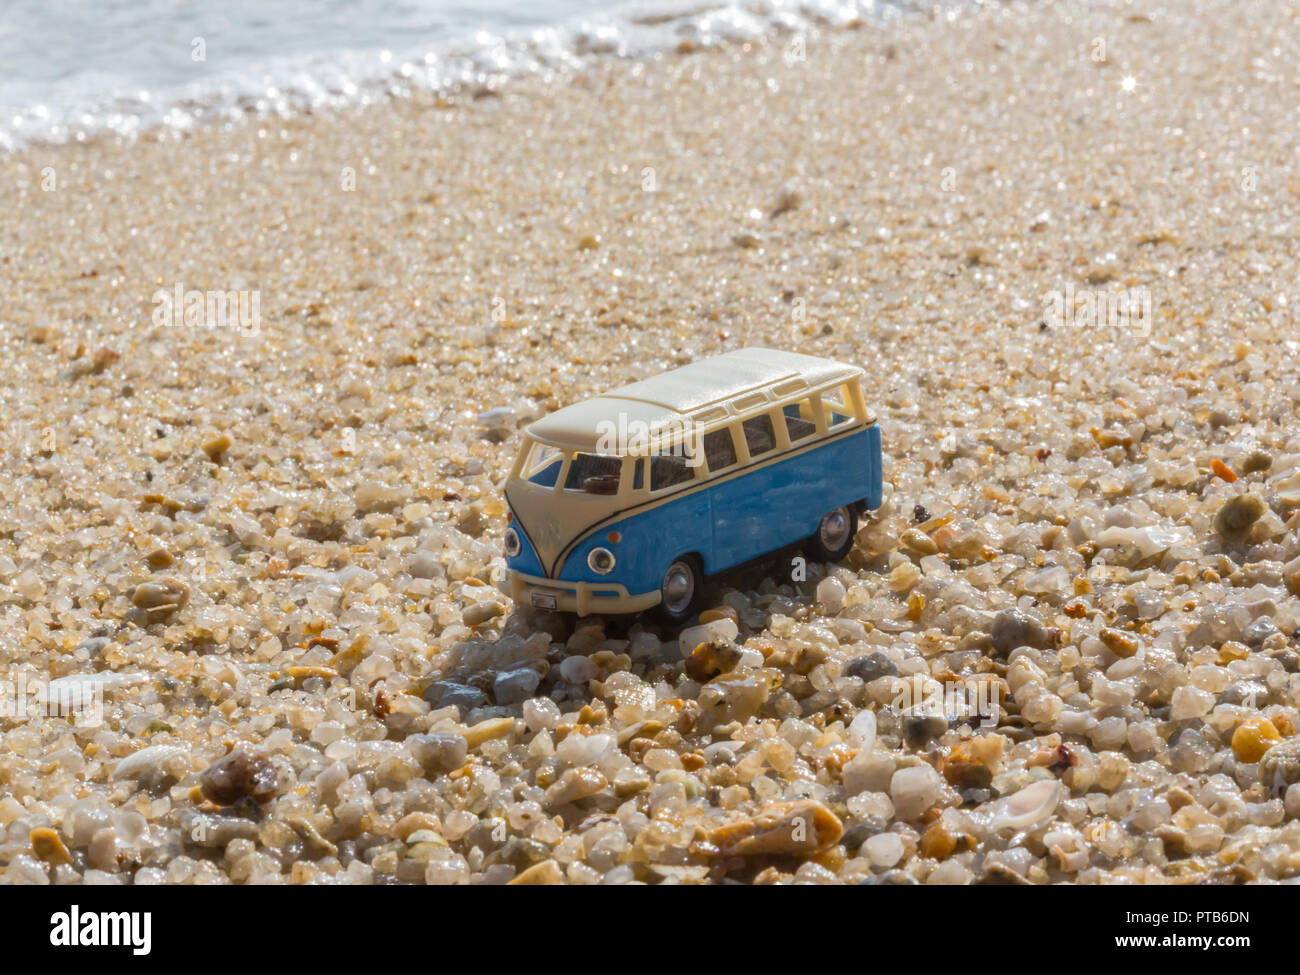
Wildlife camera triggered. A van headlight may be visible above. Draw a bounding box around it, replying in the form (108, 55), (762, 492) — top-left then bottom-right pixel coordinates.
(503, 528), (521, 558)
(587, 547), (616, 574)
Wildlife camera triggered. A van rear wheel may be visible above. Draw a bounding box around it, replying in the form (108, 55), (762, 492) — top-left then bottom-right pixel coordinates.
(657, 557), (702, 625)
(806, 506), (857, 563)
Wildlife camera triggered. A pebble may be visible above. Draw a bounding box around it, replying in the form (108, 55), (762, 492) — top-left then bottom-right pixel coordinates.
(678, 618), (739, 657)
(848, 709), (877, 750)
(815, 577), (846, 614)
(423, 680), (488, 712)
(198, 747), (278, 805)
(708, 799), (842, 856)
(845, 652), (898, 684)
(989, 608), (1054, 654)
(30, 828), (71, 865)
(889, 765), (943, 820)
(863, 832), (904, 868)
(1232, 718), (1282, 764)
(493, 666), (542, 705)
(407, 732), (468, 773)
(903, 714), (948, 750)
(1214, 494), (1267, 543)
(130, 577), (189, 612)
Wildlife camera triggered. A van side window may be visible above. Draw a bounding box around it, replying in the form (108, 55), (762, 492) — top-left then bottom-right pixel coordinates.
(742, 414), (776, 458)
(822, 382), (856, 428)
(782, 401), (817, 442)
(564, 453), (622, 494)
(650, 454), (694, 491)
(703, 428), (738, 472)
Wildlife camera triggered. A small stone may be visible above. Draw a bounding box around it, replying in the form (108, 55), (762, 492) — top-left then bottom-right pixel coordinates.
(545, 768), (607, 805)
(422, 680), (488, 712)
(508, 859), (566, 885)
(708, 799), (842, 856)
(1219, 681), (1268, 708)
(130, 577), (189, 613)
(769, 184), (802, 218)
(407, 732), (468, 773)
(685, 640), (744, 683)
(30, 828), (71, 865)
(845, 652), (897, 684)
(816, 576), (846, 614)
(678, 618), (738, 657)
(201, 432), (233, 460)
(1241, 450), (1272, 474)
(989, 608), (1054, 654)
(847, 709), (877, 750)
(409, 550), (443, 579)
(920, 822), (972, 860)
(463, 600), (505, 626)
(1214, 494), (1267, 544)
(463, 717), (516, 749)
(903, 714), (948, 750)
(199, 746), (278, 805)
(493, 666), (541, 705)
(1098, 628), (1140, 659)
(576, 234), (601, 251)
(900, 528), (939, 556)
(699, 606), (738, 624)
(1259, 738), (1300, 792)
(1232, 717), (1282, 763)
(863, 832), (904, 868)
(392, 812), (443, 842)
(889, 765), (943, 820)
(1169, 686), (1214, 721)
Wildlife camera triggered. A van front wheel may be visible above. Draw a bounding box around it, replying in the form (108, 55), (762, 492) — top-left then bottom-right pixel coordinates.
(657, 557), (702, 624)
(807, 506), (857, 563)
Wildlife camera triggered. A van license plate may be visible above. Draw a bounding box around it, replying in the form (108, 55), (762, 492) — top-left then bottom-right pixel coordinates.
(531, 591), (558, 610)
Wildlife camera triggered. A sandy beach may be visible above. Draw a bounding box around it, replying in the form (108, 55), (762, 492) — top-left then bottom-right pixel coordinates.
(3, 0), (1300, 883)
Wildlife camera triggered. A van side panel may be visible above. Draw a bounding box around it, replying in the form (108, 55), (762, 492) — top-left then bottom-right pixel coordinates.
(863, 423), (884, 509)
(552, 424), (880, 596)
(709, 426), (873, 570)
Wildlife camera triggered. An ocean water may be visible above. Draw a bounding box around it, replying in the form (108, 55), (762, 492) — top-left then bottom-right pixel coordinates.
(1, 0), (925, 151)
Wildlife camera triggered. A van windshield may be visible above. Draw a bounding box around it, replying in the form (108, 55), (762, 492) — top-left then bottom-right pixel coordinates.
(523, 443), (563, 487)
(564, 453), (623, 494)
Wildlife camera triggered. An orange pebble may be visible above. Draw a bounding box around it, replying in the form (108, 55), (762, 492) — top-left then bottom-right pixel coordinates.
(1211, 459), (1238, 482)
(1231, 717), (1281, 763)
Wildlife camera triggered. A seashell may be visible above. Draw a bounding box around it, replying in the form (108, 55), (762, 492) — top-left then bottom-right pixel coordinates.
(110, 744), (189, 783)
(986, 779), (1061, 832)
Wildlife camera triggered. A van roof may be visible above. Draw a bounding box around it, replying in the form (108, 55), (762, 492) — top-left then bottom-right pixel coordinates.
(525, 347), (865, 451)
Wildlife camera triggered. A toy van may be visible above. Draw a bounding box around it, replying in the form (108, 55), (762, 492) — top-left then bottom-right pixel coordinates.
(498, 347), (884, 622)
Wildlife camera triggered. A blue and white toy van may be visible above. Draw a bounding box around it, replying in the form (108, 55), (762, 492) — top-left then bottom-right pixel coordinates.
(498, 348), (884, 622)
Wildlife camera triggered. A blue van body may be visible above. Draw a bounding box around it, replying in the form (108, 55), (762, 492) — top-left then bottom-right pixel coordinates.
(505, 422), (882, 604)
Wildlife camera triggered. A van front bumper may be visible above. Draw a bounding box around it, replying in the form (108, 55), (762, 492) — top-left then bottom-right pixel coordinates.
(498, 569), (661, 617)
